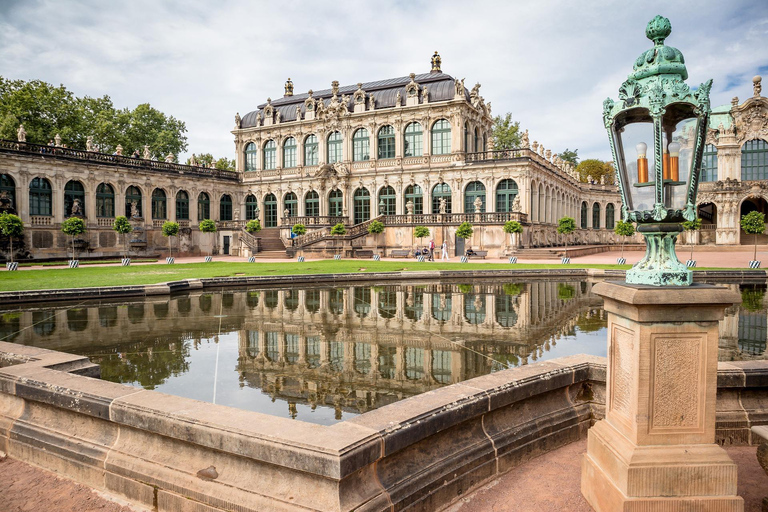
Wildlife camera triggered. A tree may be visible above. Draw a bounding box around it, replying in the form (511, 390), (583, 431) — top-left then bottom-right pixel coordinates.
(741, 210), (765, 262)
(186, 153), (236, 171)
(456, 222), (473, 253)
(503, 220), (523, 249)
(492, 113), (521, 151)
(576, 159), (615, 184)
(614, 220), (635, 260)
(368, 220), (385, 255)
(112, 216), (133, 259)
(61, 217), (86, 261)
(245, 219), (262, 234)
(557, 217), (576, 259)
(559, 149), (579, 166)
(0, 212), (23, 263)
(162, 221), (180, 258)
(682, 218), (702, 261)
(198, 219), (217, 257)
(414, 226), (430, 248)
(292, 223), (307, 257)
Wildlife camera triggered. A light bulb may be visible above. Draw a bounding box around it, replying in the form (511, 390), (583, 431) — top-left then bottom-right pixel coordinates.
(636, 142), (647, 157)
(668, 142), (681, 157)
(663, 137), (668, 152)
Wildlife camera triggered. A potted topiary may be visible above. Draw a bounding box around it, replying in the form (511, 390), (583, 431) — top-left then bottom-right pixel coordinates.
(162, 221), (180, 264)
(557, 217), (576, 264)
(61, 217), (86, 268)
(292, 223), (307, 261)
(614, 219), (635, 265)
(0, 212), (23, 271)
(330, 223), (346, 259)
(244, 219), (262, 261)
(413, 226), (429, 261)
(199, 219), (217, 262)
(368, 219), (384, 260)
(682, 217), (702, 267)
(741, 210), (765, 268)
(113, 215), (133, 265)
(503, 220), (523, 263)
(455, 222), (473, 262)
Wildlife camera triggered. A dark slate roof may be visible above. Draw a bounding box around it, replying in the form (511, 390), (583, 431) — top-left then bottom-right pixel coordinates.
(241, 72), (465, 128)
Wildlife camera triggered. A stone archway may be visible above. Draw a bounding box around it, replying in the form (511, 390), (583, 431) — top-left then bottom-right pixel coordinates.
(740, 196), (768, 245)
(697, 202), (717, 244)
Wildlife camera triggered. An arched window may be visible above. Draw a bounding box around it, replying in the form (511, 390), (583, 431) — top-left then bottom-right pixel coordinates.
(244, 142), (257, 171)
(353, 128), (370, 161)
(64, 180), (85, 217)
(605, 203), (615, 230)
(464, 181), (486, 213)
(264, 193), (277, 227)
(701, 144), (718, 182)
(464, 122), (470, 152)
(284, 192), (297, 217)
(0, 174), (16, 214)
(431, 293), (452, 322)
(474, 127), (480, 153)
(742, 139), (768, 181)
(377, 125), (395, 159)
(327, 131), (342, 163)
(197, 192), (210, 221)
(404, 184), (423, 214)
(125, 186), (142, 218)
(304, 190), (319, 217)
(96, 183), (115, 218)
(404, 122), (423, 157)
(283, 137), (297, 168)
(304, 134), (318, 166)
(263, 140), (276, 170)
(495, 294), (518, 327)
(30, 177), (52, 216)
(378, 186), (396, 215)
(353, 187), (370, 224)
(329, 189), (343, 217)
(245, 194), (258, 220)
(220, 194), (233, 221)
(464, 295), (486, 325)
(151, 188), (167, 219)
(580, 201), (588, 229)
(592, 202), (601, 229)
(432, 183), (452, 214)
(495, 179), (519, 212)
(432, 119), (451, 155)
(175, 191), (189, 220)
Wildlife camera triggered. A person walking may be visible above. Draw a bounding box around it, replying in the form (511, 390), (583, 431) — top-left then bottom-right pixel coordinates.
(441, 240), (449, 260)
(429, 239), (435, 261)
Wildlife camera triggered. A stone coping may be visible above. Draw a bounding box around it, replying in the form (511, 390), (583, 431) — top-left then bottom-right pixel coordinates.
(0, 268), (766, 305)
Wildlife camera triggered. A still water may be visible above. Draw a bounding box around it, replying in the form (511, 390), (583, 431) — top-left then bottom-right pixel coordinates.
(1, 280), (765, 425)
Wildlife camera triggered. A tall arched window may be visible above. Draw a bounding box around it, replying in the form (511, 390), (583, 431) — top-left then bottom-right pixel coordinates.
(64, 180), (85, 217)
(464, 181), (486, 213)
(432, 183), (452, 214)
(175, 191), (189, 220)
(353, 188), (370, 224)
(327, 131), (342, 163)
(377, 125), (395, 159)
(580, 201), (588, 229)
(304, 135), (318, 166)
(495, 179), (519, 212)
(263, 140), (276, 170)
(605, 203), (615, 230)
(220, 194), (233, 221)
(197, 192), (210, 221)
(404, 184), (423, 214)
(592, 202), (601, 229)
(244, 142), (257, 171)
(329, 189), (343, 217)
(283, 137), (297, 168)
(0, 174), (15, 213)
(264, 193), (277, 227)
(353, 128), (370, 161)
(432, 119), (451, 155)
(125, 186), (142, 218)
(404, 122), (423, 157)
(245, 194), (258, 220)
(284, 192), (297, 217)
(30, 177), (52, 216)
(95, 183), (114, 218)
(378, 186), (396, 215)
(304, 191), (319, 217)
(464, 295), (486, 325)
(495, 294), (518, 327)
(151, 188), (167, 219)
(741, 139), (768, 181)
(464, 122), (470, 152)
(474, 127), (480, 153)
(701, 144), (718, 182)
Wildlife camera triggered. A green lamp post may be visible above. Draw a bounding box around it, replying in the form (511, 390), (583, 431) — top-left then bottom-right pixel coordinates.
(603, 15), (712, 286)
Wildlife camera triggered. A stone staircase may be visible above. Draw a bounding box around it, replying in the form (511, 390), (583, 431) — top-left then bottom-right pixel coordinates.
(243, 227), (290, 258)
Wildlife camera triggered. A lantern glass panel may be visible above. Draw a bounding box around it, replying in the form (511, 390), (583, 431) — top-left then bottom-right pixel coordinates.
(662, 114), (699, 210)
(616, 120), (656, 212)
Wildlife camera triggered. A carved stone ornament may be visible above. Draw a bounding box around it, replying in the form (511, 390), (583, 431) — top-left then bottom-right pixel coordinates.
(405, 73), (419, 98)
(305, 91), (315, 112)
(353, 83), (366, 104)
(733, 99), (768, 144)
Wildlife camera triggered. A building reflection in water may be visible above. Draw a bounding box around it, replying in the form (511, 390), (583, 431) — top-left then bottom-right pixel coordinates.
(0, 281), (764, 424)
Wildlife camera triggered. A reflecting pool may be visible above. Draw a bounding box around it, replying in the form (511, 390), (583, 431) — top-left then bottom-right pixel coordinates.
(1, 280), (765, 425)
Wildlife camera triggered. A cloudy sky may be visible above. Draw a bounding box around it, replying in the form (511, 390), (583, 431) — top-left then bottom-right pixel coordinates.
(1, 0), (766, 163)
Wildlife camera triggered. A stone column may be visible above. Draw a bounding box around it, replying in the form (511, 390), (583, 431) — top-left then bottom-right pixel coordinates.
(581, 282), (742, 511)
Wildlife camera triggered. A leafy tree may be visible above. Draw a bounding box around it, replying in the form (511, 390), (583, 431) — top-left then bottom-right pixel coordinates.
(559, 148), (579, 166)
(61, 217), (86, 261)
(414, 225), (430, 247)
(503, 220), (523, 252)
(456, 222), (473, 240)
(576, 159), (615, 184)
(330, 223), (346, 235)
(557, 284), (576, 301)
(502, 283), (524, 296)
(368, 219), (385, 255)
(0, 212), (23, 263)
(112, 216), (133, 259)
(186, 153), (236, 171)
(245, 219), (262, 234)
(162, 221), (180, 258)
(491, 113), (521, 151)
(614, 220), (635, 260)
(457, 284), (474, 294)
(682, 218), (702, 261)
(199, 219), (217, 257)
(557, 217), (576, 259)
(741, 210), (766, 262)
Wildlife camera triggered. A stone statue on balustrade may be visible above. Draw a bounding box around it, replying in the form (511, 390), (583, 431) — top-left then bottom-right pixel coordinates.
(129, 201), (141, 219)
(439, 197), (447, 214)
(70, 198), (83, 217)
(17, 124), (26, 142)
(406, 200), (414, 215)
(165, 153), (174, 163)
(86, 136), (94, 152)
(0, 190), (14, 211)
(143, 145), (151, 159)
(511, 195), (521, 212)
(474, 196), (483, 213)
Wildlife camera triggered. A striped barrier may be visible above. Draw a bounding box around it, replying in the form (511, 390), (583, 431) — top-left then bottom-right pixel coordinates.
(686, 260), (696, 268)
(248, 256), (256, 263)
(749, 260), (761, 269)
(204, 256), (213, 263)
(334, 254), (341, 260)
(373, 254), (381, 261)
(561, 257), (571, 265)
(616, 257), (626, 265)
(121, 258), (131, 266)
(166, 257), (175, 265)
(417, 255), (425, 262)
(68, 260), (79, 268)
(460, 256), (468, 263)
(5, 262), (18, 271)
(297, 256), (305, 262)
(508, 257), (517, 264)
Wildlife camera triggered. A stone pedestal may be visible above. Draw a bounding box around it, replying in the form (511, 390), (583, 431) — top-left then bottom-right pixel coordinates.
(582, 282), (744, 512)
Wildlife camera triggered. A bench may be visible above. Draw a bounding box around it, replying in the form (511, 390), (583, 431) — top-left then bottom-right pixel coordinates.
(466, 250), (488, 259)
(354, 250), (374, 259)
(390, 249), (410, 258)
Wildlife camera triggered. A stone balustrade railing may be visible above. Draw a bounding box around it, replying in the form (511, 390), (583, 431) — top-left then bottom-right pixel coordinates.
(383, 211), (528, 225)
(281, 215), (348, 226)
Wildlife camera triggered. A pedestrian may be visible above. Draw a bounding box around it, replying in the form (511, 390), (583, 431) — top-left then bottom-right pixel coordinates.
(441, 240), (449, 260)
(429, 239), (435, 261)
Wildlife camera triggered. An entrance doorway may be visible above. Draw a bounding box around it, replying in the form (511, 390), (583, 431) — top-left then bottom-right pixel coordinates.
(740, 197), (768, 245)
(455, 234), (465, 257)
(223, 236), (230, 255)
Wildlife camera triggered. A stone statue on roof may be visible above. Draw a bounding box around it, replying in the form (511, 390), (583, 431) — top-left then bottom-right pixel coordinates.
(234, 112), (241, 128)
(431, 51), (441, 73)
(455, 78), (465, 96)
(421, 86), (428, 103)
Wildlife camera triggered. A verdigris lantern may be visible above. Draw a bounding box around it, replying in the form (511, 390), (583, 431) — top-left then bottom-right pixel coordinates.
(603, 15), (712, 286)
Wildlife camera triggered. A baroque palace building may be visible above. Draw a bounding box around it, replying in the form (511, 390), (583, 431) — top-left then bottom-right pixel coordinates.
(0, 54), (766, 259)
